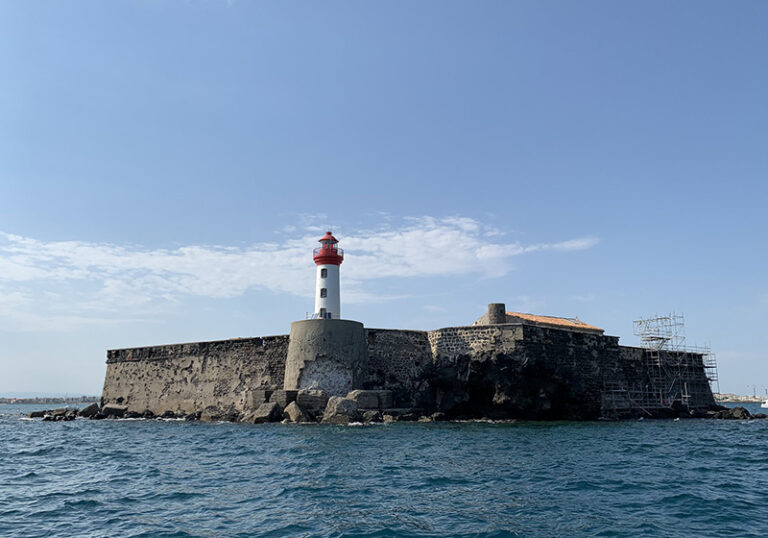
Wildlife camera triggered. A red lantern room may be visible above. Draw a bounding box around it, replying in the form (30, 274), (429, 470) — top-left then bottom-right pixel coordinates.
(313, 231), (344, 266)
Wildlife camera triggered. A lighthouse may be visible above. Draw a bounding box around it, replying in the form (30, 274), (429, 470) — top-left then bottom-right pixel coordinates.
(312, 231), (344, 319)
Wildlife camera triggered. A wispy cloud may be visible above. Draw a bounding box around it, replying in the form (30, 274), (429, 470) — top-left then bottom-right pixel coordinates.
(0, 216), (598, 328)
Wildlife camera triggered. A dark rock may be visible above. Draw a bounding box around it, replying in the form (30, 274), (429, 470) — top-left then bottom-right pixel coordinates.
(222, 410), (241, 422)
(125, 411), (143, 419)
(714, 407), (752, 420)
(142, 410), (156, 419)
(321, 396), (360, 425)
(283, 401), (311, 423)
(199, 407), (239, 422)
(161, 410), (177, 419)
(731, 407), (751, 419)
(752, 413), (768, 419)
(362, 410), (382, 423)
(28, 410), (46, 418)
(102, 404), (128, 418)
(91, 413), (106, 420)
(78, 403), (100, 418)
(251, 402), (283, 423)
(184, 411), (201, 421)
(426, 348), (604, 420)
(296, 389), (329, 418)
(200, 406), (223, 422)
(50, 408), (69, 418)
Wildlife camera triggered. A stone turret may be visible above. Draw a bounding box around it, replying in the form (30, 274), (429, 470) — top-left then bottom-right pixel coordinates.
(487, 303), (507, 325)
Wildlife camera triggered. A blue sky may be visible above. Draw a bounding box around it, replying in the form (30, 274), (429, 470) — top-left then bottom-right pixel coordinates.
(1, 1), (766, 396)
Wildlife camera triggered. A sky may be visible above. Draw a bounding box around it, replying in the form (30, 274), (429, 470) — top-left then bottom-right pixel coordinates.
(1, 1), (766, 396)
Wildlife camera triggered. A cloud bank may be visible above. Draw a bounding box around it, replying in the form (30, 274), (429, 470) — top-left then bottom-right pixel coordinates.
(0, 217), (598, 328)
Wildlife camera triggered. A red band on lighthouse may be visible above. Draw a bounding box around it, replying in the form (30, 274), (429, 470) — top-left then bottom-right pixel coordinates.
(313, 231), (344, 266)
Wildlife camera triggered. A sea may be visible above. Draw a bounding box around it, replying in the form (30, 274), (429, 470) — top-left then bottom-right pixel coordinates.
(2, 403), (767, 538)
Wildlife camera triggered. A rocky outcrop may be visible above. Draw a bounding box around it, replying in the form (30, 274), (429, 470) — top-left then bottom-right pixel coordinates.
(40, 408), (77, 422)
(78, 403), (100, 418)
(247, 402), (283, 423)
(426, 348), (600, 420)
(101, 404), (128, 418)
(283, 401), (310, 423)
(296, 389), (329, 419)
(200, 406), (240, 422)
(713, 406), (752, 420)
(321, 396), (360, 424)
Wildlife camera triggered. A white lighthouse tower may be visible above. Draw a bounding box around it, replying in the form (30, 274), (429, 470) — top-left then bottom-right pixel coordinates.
(312, 231), (344, 319)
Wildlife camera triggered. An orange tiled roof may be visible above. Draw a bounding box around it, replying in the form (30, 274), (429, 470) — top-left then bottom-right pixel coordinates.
(506, 312), (603, 332)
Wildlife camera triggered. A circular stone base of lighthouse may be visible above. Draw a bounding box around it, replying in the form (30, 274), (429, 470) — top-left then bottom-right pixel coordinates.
(284, 319), (367, 396)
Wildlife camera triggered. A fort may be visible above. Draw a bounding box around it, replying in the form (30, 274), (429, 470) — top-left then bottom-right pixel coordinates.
(100, 233), (718, 422)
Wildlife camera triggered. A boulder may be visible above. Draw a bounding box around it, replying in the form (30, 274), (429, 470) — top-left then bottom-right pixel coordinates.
(101, 404), (128, 418)
(251, 402), (283, 424)
(41, 408), (76, 422)
(346, 390), (380, 409)
(161, 410), (177, 419)
(714, 407), (752, 420)
(321, 396), (359, 425)
(752, 413), (768, 419)
(28, 410), (46, 418)
(78, 403), (100, 418)
(731, 407), (751, 419)
(362, 410), (382, 423)
(283, 401), (311, 423)
(382, 414), (397, 423)
(200, 406), (223, 422)
(269, 390), (299, 408)
(296, 390), (329, 417)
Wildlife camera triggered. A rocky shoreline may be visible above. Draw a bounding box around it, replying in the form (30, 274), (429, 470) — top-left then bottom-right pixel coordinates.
(26, 389), (767, 424)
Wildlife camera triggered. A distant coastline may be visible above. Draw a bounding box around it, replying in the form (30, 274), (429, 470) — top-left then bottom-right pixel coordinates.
(0, 396), (99, 405)
(714, 393), (766, 404)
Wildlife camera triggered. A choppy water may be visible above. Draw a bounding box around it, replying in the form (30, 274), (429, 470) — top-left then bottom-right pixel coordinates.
(2, 403), (767, 537)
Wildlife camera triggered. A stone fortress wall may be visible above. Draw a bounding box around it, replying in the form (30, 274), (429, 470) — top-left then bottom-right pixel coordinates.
(102, 305), (716, 419)
(103, 336), (288, 415)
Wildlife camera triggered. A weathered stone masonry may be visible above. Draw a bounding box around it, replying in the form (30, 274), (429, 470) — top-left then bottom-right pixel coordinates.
(103, 336), (288, 415)
(102, 317), (715, 419)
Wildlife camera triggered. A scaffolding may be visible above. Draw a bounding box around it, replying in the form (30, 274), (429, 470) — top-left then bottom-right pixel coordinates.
(634, 313), (718, 409)
(602, 314), (719, 415)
